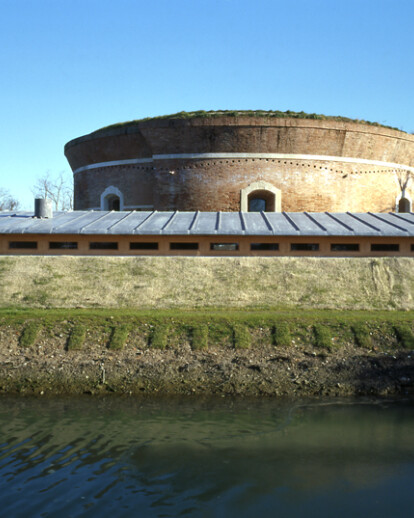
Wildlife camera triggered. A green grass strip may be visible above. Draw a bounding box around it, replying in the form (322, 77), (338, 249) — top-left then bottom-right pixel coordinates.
(109, 324), (129, 350)
(19, 322), (41, 347)
(150, 324), (169, 349)
(352, 323), (372, 348)
(233, 324), (251, 349)
(191, 324), (208, 350)
(2, 308), (414, 326)
(273, 323), (291, 347)
(394, 325), (414, 349)
(313, 324), (333, 350)
(208, 323), (232, 346)
(67, 325), (86, 351)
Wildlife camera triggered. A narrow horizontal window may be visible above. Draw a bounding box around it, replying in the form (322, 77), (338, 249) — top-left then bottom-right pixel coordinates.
(49, 242), (78, 249)
(9, 241), (37, 249)
(291, 243), (319, 251)
(170, 242), (199, 250)
(371, 244), (399, 252)
(331, 243), (359, 252)
(210, 243), (239, 251)
(89, 242), (118, 250)
(250, 243), (279, 251)
(130, 242), (159, 250)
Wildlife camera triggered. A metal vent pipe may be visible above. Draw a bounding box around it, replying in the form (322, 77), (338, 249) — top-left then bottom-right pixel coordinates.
(34, 198), (53, 218)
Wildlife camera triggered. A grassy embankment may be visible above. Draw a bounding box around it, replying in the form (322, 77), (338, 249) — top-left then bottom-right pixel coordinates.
(1, 255), (414, 353)
(1, 256), (414, 311)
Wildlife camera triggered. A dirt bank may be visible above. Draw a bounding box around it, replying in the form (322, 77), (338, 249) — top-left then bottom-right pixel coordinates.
(0, 343), (413, 398)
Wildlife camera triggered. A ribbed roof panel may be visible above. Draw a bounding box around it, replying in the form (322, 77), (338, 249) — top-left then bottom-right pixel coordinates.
(0, 211), (412, 237)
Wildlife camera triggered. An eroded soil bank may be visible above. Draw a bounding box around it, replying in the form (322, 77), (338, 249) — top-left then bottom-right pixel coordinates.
(0, 342), (413, 398)
(0, 310), (413, 397)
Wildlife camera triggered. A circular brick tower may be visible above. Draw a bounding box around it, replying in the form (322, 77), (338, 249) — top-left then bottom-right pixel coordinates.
(64, 111), (414, 213)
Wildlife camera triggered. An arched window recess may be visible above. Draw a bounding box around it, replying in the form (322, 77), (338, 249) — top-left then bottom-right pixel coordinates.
(240, 181), (281, 212)
(100, 186), (124, 211)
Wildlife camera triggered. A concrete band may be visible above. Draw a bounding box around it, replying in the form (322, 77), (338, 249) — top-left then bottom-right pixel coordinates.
(73, 153), (414, 175)
(73, 158), (153, 175)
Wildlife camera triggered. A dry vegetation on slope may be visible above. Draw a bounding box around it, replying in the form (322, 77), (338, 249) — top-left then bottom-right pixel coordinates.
(93, 109), (402, 134)
(0, 256), (413, 311)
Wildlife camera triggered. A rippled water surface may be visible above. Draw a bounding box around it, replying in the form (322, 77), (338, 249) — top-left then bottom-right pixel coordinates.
(0, 396), (414, 517)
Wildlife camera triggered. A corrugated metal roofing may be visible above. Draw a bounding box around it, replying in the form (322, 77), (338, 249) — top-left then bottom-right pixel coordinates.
(1, 210), (414, 237)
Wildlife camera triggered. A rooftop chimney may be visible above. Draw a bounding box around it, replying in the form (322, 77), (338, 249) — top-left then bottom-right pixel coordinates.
(34, 198), (53, 219)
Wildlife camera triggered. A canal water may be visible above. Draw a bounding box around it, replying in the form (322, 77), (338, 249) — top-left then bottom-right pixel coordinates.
(0, 396), (413, 517)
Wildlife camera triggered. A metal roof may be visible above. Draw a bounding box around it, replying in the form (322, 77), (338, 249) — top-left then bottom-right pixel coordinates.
(1, 210), (414, 237)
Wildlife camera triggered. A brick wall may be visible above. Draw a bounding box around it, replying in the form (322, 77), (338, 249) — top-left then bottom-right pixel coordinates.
(74, 158), (406, 212)
(74, 165), (153, 210)
(153, 158), (403, 212)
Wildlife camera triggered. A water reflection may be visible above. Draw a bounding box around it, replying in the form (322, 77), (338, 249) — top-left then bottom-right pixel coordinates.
(0, 397), (413, 517)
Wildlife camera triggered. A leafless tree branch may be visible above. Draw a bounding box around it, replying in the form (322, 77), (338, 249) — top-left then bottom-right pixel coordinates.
(395, 169), (412, 193)
(32, 171), (73, 210)
(0, 188), (20, 211)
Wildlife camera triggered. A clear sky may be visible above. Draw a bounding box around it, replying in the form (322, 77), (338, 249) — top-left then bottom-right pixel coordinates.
(1, 0), (413, 209)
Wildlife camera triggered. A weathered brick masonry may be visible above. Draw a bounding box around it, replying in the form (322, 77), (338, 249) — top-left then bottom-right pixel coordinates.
(74, 165), (154, 210)
(65, 115), (414, 212)
(152, 159), (400, 212)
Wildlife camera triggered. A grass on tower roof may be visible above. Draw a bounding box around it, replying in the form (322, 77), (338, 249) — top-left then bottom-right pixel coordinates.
(91, 109), (402, 135)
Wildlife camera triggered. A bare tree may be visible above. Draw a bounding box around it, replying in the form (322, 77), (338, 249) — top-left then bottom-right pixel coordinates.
(394, 169), (413, 212)
(395, 169), (412, 193)
(32, 171), (73, 210)
(0, 188), (20, 211)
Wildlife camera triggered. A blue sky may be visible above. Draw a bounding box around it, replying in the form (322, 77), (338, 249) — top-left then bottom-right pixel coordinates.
(1, 0), (413, 209)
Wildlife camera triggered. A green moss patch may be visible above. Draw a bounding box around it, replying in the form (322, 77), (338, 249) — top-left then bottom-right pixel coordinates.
(313, 324), (333, 350)
(394, 325), (414, 349)
(20, 322), (41, 347)
(191, 324), (209, 350)
(150, 325), (169, 349)
(273, 323), (291, 347)
(233, 324), (251, 349)
(67, 325), (86, 351)
(352, 323), (372, 349)
(109, 325), (129, 350)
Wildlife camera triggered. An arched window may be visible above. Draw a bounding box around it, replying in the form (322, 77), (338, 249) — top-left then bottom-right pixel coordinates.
(241, 182), (281, 212)
(106, 195), (120, 211)
(247, 190), (275, 212)
(100, 186), (124, 211)
(249, 197), (266, 212)
(398, 197), (411, 213)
